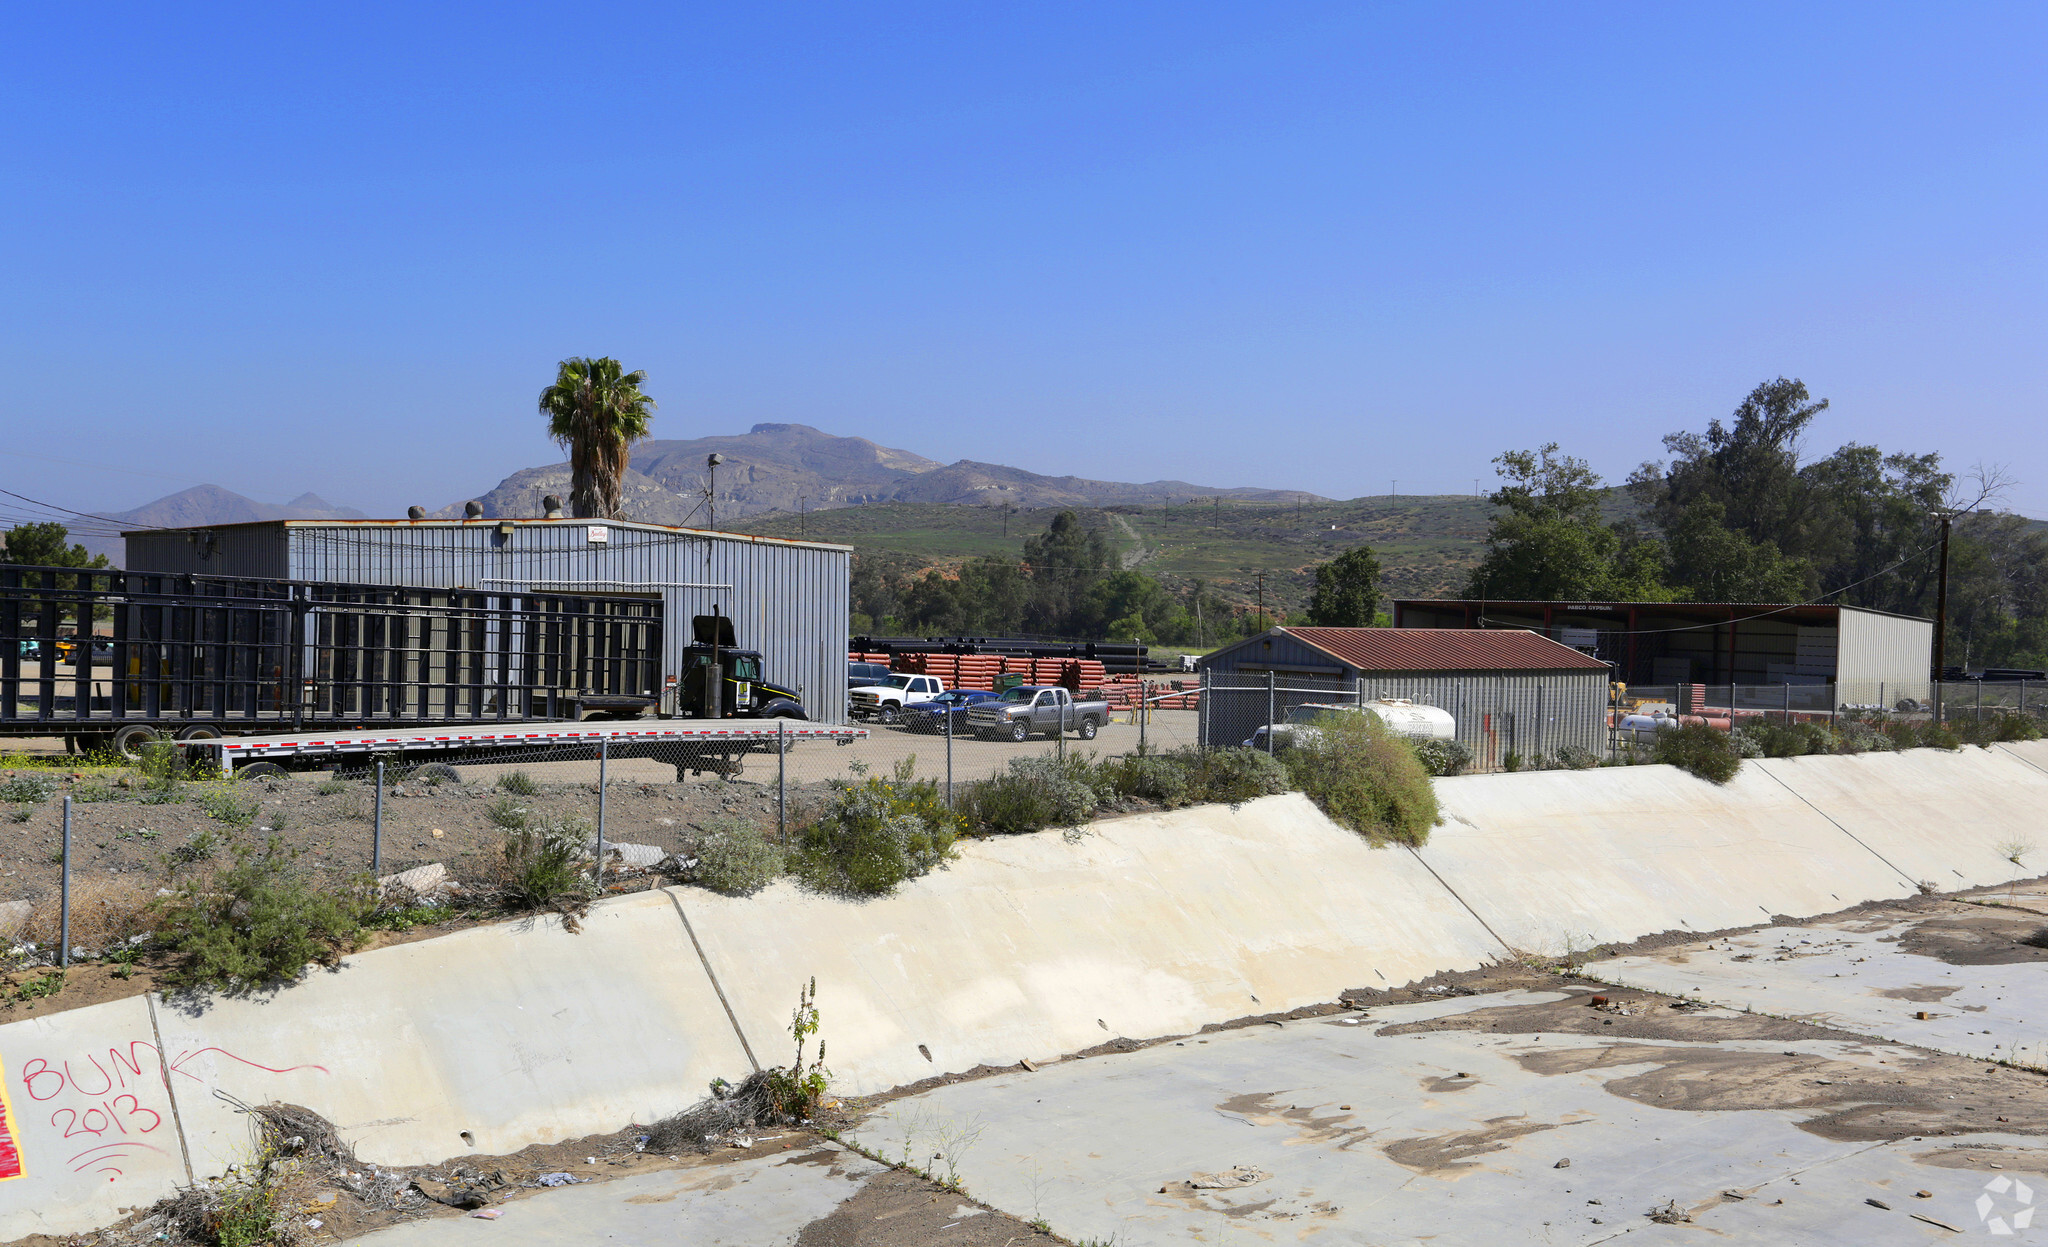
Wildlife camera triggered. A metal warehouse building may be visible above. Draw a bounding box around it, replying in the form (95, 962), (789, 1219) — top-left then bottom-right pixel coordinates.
(1196, 626), (1609, 769)
(124, 518), (854, 723)
(1391, 600), (1933, 706)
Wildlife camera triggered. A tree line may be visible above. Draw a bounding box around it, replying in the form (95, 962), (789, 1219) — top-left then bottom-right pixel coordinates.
(1467, 378), (2047, 669)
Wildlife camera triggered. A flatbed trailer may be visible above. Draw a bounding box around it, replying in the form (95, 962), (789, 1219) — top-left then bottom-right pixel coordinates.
(191, 719), (867, 781)
(2, 564), (662, 754)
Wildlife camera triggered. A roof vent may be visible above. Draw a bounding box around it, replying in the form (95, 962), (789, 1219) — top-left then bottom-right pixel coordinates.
(541, 495), (564, 520)
(464, 501), (483, 519)
(407, 506), (426, 520)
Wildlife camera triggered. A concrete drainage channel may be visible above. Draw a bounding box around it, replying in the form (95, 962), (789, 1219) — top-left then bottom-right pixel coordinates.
(5, 739), (2048, 1244)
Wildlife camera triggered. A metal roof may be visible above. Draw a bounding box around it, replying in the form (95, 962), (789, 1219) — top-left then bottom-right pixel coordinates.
(1280, 627), (1610, 672)
(1391, 599), (1933, 625)
(119, 516), (852, 554)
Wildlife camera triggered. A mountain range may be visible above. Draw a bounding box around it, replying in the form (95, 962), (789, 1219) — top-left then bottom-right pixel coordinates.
(60, 423), (1325, 564)
(429, 423), (1325, 523)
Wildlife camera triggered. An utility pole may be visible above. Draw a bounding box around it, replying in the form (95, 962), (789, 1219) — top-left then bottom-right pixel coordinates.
(1213, 496), (1220, 532)
(1934, 511), (1953, 682)
(799, 495), (807, 538)
(1256, 571), (1267, 632)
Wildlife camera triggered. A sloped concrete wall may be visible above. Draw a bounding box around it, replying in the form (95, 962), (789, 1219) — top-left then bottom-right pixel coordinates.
(1418, 763), (1921, 954)
(5, 746), (2039, 1238)
(676, 792), (1506, 1095)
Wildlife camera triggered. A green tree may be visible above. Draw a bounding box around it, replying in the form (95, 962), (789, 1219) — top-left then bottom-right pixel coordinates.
(1662, 499), (1812, 602)
(1021, 510), (1110, 633)
(538, 357), (656, 520)
(2, 521), (107, 569)
(1466, 445), (1669, 601)
(1306, 546), (1382, 626)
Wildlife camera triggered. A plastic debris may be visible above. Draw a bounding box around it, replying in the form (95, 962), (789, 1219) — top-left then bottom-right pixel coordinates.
(535, 1173), (586, 1187)
(471, 1208), (500, 1219)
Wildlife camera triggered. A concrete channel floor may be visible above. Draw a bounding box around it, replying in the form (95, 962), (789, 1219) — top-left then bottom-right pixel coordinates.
(1588, 893), (2048, 1069)
(841, 988), (2048, 1246)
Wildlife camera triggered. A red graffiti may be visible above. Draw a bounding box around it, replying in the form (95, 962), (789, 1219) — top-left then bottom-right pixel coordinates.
(11, 1039), (326, 1185)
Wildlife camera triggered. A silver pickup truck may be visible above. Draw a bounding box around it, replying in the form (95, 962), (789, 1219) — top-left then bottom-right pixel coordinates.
(965, 685), (1111, 742)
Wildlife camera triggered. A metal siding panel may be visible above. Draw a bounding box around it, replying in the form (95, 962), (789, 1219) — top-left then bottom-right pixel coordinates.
(1836, 606), (1933, 702)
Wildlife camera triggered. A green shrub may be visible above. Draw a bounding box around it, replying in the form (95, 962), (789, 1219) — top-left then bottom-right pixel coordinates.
(1279, 710), (1439, 846)
(153, 837), (374, 993)
(1919, 721), (1962, 751)
(199, 786), (259, 826)
(497, 770), (540, 796)
(1408, 737), (1472, 777)
(1553, 744), (1601, 770)
(959, 754), (1099, 834)
(692, 817), (786, 895)
(1110, 753), (1194, 807)
(315, 778), (347, 796)
(70, 780), (122, 803)
(1993, 713), (2045, 743)
(1180, 746), (1291, 806)
(793, 759), (958, 895)
(170, 826), (220, 865)
(0, 775), (58, 804)
(486, 796), (531, 830)
(1653, 722), (1743, 784)
(500, 817), (593, 908)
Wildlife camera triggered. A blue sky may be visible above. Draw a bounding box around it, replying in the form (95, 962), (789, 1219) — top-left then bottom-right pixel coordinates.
(3, 3), (2044, 519)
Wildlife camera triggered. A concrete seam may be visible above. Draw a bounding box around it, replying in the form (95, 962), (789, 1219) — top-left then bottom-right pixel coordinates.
(145, 992), (197, 1185)
(1756, 763), (1919, 889)
(1995, 743), (2048, 777)
(663, 888), (761, 1073)
(1404, 846), (1516, 956)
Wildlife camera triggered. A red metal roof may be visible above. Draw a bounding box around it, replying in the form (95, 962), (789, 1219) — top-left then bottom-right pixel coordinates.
(1282, 627), (1609, 673)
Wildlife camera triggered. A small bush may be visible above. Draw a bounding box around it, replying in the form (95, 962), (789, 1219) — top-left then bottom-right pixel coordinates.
(793, 759), (958, 895)
(500, 817), (593, 909)
(1109, 753), (1194, 807)
(199, 786), (260, 826)
(1280, 711), (1439, 846)
(1553, 744), (1601, 770)
(1653, 722), (1743, 784)
(486, 796), (531, 830)
(497, 770), (540, 796)
(692, 817), (786, 895)
(19, 876), (156, 960)
(1181, 746), (1292, 806)
(154, 837), (374, 992)
(0, 775), (58, 804)
(1919, 721), (1962, 751)
(1408, 737), (1472, 777)
(315, 778), (347, 796)
(170, 826), (221, 865)
(70, 780), (122, 803)
(6, 806), (29, 823)
(959, 754), (1099, 834)
(1993, 713), (2045, 743)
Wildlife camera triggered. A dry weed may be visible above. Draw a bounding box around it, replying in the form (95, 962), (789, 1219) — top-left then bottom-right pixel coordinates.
(18, 876), (157, 954)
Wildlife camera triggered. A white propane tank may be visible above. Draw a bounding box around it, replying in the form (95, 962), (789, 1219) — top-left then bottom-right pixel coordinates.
(1619, 711), (1674, 743)
(1362, 698), (1455, 740)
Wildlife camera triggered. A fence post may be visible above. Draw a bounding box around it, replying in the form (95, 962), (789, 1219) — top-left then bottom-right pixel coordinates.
(595, 736), (609, 892)
(59, 795), (72, 970)
(1266, 670), (1276, 755)
(1138, 680), (1147, 755)
(1198, 669), (1210, 749)
(945, 708), (955, 809)
(1978, 681), (1984, 724)
(373, 758), (384, 878)
(778, 720), (789, 844)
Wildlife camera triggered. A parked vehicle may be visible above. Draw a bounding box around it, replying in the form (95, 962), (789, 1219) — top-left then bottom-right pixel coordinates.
(1245, 700), (1456, 751)
(904, 688), (1000, 734)
(667, 613), (808, 722)
(966, 685), (1110, 742)
(849, 673), (947, 724)
(848, 660), (894, 689)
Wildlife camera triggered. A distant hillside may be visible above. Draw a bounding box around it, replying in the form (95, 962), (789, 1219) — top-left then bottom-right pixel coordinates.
(739, 495), (1497, 619)
(80, 486), (365, 565)
(441, 423), (1326, 520)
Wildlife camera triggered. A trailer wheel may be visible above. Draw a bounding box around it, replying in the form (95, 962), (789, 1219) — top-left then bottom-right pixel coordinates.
(236, 761), (287, 781)
(111, 724), (160, 760)
(176, 724), (223, 741)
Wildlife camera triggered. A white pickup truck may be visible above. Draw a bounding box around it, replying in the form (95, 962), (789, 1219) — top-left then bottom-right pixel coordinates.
(849, 673), (947, 724)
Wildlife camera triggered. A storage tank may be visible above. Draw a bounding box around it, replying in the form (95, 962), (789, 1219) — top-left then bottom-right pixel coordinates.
(1362, 698), (1455, 740)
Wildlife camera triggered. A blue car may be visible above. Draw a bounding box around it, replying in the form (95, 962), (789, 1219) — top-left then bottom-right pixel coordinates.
(905, 689), (1000, 734)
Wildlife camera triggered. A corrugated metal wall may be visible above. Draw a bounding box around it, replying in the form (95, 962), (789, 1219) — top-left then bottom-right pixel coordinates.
(123, 527), (290, 579)
(1837, 607), (1933, 703)
(131, 521), (851, 722)
(1200, 668), (1607, 767)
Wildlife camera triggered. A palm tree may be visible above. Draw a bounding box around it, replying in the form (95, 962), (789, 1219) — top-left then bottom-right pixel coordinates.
(538, 357), (656, 519)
